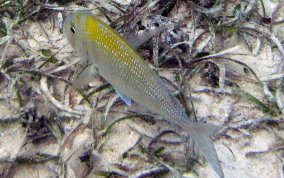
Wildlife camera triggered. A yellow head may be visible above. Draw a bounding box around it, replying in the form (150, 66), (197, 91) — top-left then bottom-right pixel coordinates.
(63, 11), (100, 59)
(63, 11), (94, 61)
(64, 11), (130, 62)
(63, 10), (142, 68)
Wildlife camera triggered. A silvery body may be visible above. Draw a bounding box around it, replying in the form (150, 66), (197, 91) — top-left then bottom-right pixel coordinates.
(63, 11), (224, 178)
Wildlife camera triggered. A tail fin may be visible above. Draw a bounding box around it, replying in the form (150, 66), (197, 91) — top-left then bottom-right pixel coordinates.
(187, 122), (224, 178)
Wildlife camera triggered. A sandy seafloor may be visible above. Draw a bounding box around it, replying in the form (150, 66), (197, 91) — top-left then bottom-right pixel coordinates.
(0, 0), (283, 178)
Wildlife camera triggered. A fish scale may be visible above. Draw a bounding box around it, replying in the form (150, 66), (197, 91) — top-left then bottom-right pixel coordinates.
(63, 10), (224, 178)
(84, 14), (183, 121)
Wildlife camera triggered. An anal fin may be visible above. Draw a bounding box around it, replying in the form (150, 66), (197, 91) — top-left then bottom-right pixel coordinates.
(114, 88), (132, 106)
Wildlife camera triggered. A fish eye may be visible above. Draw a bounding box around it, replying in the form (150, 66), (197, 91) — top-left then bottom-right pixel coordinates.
(70, 26), (76, 34)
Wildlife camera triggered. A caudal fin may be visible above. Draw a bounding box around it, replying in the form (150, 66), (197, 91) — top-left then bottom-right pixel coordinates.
(187, 122), (224, 178)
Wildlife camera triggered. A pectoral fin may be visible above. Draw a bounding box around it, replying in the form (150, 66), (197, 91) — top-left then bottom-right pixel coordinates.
(73, 64), (98, 89)
(114, 88), (132, 106)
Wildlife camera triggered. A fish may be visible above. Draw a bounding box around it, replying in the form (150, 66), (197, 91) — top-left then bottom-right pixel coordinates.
(63, 10), (224, 178)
